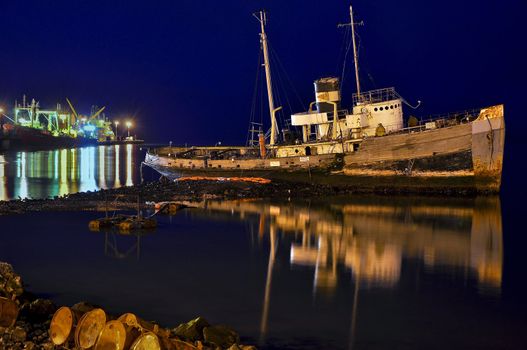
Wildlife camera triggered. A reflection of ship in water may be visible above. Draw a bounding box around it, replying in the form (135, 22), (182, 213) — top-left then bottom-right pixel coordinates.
(90, 229), (154, 260)
(204, 197), (503, 293)
(202, 196), (503, 345)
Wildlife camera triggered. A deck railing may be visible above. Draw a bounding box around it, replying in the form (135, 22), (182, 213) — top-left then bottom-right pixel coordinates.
(352, 87), (398, 105)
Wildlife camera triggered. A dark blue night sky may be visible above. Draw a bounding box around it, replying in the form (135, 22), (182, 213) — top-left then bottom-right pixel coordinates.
(0, 0), (524, 145)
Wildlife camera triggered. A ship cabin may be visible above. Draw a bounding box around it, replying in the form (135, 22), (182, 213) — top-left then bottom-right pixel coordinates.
(284, 77), (403, 157)
(290, 77), (404, 141)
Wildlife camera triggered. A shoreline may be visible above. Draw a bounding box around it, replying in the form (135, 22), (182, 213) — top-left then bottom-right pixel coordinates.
(0, 262), (255, 350)
(0, 176), (492, 216)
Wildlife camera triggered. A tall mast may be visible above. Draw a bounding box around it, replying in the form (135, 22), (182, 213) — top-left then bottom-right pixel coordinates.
(350, 5), (361, 95)
(255, 10), (278, 146)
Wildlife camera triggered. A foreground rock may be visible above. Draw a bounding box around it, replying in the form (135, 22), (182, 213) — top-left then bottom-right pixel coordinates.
(1, 261), (255, 350)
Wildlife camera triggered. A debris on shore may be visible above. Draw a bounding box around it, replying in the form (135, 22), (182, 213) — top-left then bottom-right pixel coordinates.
(88, 215), (157, 232)
(0, 261), (255, 350)
(0, 176), (480, 216)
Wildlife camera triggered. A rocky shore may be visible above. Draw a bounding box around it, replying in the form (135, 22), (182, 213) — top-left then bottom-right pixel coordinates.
(0, 176), (480, 215)
(0, 262), (255, 350)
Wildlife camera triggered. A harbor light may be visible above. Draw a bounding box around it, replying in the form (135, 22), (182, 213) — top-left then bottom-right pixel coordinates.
(126, 121), (132, 137)
(114, 121), (120, 138)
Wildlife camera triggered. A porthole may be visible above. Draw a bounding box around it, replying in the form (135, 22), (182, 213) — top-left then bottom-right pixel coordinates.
(380, 107), (383, 111)
(390, 105), (394, 109)
(295, 149), (299, 153)
(374, 107), (378, 112)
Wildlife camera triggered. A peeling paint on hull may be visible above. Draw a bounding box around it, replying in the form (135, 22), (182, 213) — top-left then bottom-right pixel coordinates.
(144, 105), (505, 194)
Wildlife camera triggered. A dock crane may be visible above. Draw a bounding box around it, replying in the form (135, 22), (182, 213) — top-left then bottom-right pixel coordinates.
(65, 98), (109, 139)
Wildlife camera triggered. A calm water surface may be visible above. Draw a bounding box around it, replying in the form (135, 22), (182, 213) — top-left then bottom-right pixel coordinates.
(1, 144), (526, 349)
(1, 196), (526, 349)
(0, 145), (146, 200)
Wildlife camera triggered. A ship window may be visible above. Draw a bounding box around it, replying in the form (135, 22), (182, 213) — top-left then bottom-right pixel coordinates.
(395, 105), (398, 108)
(295, 149), (299, 153)
(380, 107), (383, 111)
(390, 105), (394, 109)
(237, 165), (240, 168)
(374, 107), (378, 112)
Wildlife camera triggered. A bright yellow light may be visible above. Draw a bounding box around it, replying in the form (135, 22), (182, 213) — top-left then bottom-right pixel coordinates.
(0, 107), (4, 114)
(114, 121), (120, 126)
(126, 121), (132, 128)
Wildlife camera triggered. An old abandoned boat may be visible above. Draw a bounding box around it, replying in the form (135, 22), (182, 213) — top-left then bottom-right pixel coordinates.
(144, 4), (505, 193)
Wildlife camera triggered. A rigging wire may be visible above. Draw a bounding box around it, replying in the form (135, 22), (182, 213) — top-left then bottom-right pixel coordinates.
(336, 25), (351, 76)
(340, 26), (354, 91)
(247, 49), (264, 146)
(269, 49), (292, 120)
(268, 42), (306, 111)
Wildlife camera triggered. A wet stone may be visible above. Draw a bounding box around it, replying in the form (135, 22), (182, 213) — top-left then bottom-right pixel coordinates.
(173, 317), (210, 342)
(12, 326), (27, 342)
(20, 299), (57, 322)
(203, 325), (240, 349)
(23, 340), (35, 350)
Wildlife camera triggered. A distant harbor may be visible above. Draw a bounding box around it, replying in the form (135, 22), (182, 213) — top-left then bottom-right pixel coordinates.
(0, 96), (143, 152)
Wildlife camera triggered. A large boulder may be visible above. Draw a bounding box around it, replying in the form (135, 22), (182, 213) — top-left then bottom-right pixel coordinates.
(203, 325), (240, 349)
(0, 262), (24, 298)
(173, 317), (210, 342)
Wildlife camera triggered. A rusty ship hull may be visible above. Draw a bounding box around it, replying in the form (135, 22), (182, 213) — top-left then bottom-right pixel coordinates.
(144, 105), (505, 193)
(342, 105), (505, 192)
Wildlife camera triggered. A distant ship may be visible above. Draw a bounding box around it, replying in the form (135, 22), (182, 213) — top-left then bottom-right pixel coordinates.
(144, 3), (505, 193)
(0, 96), (144, 151)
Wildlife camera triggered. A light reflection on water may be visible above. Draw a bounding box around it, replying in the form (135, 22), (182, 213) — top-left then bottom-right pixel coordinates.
(0, 195), (520, 349)
(203, 197), (502, 293)
(200, 197), (503, 346)
(0, 145), (141, 200)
